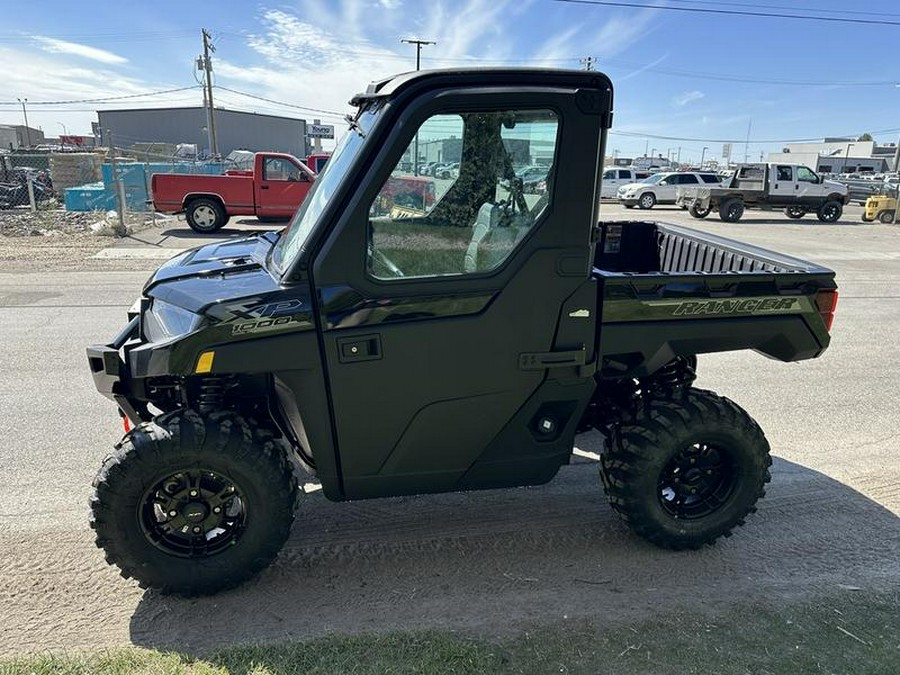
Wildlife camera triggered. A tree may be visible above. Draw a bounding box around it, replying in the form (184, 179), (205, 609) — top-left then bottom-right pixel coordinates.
(858, 133), (873, 142)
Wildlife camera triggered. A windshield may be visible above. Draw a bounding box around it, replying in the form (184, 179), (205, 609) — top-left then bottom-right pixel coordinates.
(272, 107), (380, 273)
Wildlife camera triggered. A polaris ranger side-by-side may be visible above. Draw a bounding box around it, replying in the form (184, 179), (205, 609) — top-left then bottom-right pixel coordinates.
(87, 69), (838, 596)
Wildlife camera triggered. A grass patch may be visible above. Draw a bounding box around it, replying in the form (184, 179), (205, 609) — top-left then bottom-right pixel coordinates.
(3, 591), (899, 675)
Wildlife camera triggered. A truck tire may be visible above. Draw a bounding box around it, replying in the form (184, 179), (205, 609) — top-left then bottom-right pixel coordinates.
(784, 206), (807, 219)
(186, 198), (228, 233)
(638, 192), (657, 210)
(600, 388), (771, 550)
(718, 198), (744, 222)
(688, 202), (711, 219)
(878, 210), (896, 224)
(816, 201), (842, 223)
(90, 410), (298, 596)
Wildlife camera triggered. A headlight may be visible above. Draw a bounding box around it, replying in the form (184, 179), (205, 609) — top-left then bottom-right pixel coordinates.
(143, 299), (203, 342)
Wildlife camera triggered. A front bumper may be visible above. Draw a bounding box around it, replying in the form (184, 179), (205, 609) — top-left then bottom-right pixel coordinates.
(86, 316), (147, 424)
(618, 196), (638, 206)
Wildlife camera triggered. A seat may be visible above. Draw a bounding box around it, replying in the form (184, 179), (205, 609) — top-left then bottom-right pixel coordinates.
(463, 202), (532, 273)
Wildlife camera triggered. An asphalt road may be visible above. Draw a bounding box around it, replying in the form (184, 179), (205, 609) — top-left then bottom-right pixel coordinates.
(1, 205), (898, 654)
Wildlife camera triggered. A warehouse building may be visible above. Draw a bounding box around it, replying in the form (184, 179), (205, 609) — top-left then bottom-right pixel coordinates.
(97, 106), (308, 158)
(767, 138), (899, 174)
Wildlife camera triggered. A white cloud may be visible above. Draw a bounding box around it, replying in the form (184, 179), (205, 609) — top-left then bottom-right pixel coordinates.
(32, 36), (128, 65)
(378, 0), (402, 7)
(673, 90), (705, 107)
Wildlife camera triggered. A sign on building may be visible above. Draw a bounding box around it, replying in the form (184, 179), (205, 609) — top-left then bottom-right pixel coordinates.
(722, 143), (732, 160)
(307, 124), (335, 139)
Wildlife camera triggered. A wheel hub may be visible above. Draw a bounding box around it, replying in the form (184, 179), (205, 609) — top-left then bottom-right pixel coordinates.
(139, 469), (247, 557)
(658, 443), (736, 520)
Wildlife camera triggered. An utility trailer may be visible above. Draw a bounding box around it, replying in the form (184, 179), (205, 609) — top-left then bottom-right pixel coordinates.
(676, 162), (849, 223)
(86, 69), (838, 596)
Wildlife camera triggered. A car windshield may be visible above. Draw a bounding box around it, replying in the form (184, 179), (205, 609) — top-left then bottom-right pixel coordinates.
(271, 106), (380, 274)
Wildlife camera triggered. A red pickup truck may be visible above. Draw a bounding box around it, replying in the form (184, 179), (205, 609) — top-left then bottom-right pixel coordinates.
(151, 152), (316, 233)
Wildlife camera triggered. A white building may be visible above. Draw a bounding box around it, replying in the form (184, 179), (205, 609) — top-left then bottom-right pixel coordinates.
(767, 139), (894, 174)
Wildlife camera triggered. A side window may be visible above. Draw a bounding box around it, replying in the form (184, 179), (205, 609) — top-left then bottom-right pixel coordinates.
(264, 158), (302, 182)
(776, 165), (793, 182)
(680, 174), (699, 184)
(700, 174), (720, 184)
(797, 166), (818, 183)
(603, 169), (616, 180)
(618, 170), (630, 179)
(367, 109), (560, 280)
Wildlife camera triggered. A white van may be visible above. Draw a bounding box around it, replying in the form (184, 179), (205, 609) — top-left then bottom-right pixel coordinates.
(600, 167), (651, 199)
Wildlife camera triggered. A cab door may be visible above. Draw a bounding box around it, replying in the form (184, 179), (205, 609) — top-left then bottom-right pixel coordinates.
(768, 165), (798, 204)
(255, 156), (313, 219)
(309, 83), (610, 499)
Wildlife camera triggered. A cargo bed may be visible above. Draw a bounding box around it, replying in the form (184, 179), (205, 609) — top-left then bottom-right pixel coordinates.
(592, 221), (837, 377)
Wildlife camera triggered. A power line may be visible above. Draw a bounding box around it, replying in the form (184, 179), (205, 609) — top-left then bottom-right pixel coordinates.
(213, 86), (347, 117)
(551, 0), (900, 26)
(0, 86), (201, 106)
(610, 126), (900, 144)
(663, 0), (900, 20)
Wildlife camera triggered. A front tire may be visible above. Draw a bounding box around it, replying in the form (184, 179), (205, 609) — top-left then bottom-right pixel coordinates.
(638, 192), (657, 210)
(90, 411), (298, 596)
(600, 389), (772, 550)
(878, 210), (896, 224)
(186, 198), (228, 233)
(816, 200), (843, 223)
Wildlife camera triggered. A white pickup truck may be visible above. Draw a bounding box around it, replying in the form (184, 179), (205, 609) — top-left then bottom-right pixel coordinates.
(599, 167), (651, 199)
(676, 163), (849, 222)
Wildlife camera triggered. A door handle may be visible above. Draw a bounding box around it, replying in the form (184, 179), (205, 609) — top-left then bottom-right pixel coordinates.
(337, 334), (382, 363)
(261, 185), (270, 190)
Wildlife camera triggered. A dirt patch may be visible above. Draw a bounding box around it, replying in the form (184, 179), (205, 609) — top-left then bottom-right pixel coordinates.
(1, 457), (898, 657)
(0, 209), (162, 271)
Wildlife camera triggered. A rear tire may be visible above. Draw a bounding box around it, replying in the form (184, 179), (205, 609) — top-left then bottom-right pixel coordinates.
(784, 206), (807, 219)
(600, 388), (771, 550)
(878, 210), (896, 224)
(816, 200), (843, 223)
(186, 198), (228, 233)
(638, 192), (657, 210)
(688, 202), (711, 219)
(718, 198), (744, 222)
(90, 411), (298, 596)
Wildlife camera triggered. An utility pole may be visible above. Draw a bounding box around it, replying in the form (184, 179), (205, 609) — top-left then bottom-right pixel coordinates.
(401, 38), (436, 71)
(580, 56), (596, 71)
(401, 38), (435, 175)
(201, 29), (219, 158)
(17, 98), (30, 147)
(107, 130), (127, 237)
(744, 119), (752, 163)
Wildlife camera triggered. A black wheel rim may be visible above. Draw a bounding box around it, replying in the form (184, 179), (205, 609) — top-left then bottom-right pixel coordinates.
(822, 205), (839, 221)
(657, 443), (736, 519)
(139, 468), (248, 558)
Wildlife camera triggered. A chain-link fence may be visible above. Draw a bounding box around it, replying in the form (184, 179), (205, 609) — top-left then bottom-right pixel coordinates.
(0, 153), (56, 209)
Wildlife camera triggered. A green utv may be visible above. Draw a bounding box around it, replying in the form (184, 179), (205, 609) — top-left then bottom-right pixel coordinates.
(87, 69), (838, 596)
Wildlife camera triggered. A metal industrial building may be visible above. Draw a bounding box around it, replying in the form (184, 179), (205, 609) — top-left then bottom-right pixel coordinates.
(97, 107), (308, 158)
(767, 138), (899, 175)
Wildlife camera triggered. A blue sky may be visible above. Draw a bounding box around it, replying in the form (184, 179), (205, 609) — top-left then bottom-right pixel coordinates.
(1, 0), (899, 164)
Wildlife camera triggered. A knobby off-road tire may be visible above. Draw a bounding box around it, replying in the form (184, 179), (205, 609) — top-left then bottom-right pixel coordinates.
(600, 388), (772, 550)
(90, 410), (298, 596)
(784, 205), (807, 219)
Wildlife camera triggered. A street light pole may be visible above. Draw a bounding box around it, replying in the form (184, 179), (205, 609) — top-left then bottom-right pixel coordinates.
(401, 38), (435, 176)
(17, 98), (30, 147)
(700, 146), (709, 168)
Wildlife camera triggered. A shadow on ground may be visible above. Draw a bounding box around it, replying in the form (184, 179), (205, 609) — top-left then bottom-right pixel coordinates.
(128, 456), (900, 656)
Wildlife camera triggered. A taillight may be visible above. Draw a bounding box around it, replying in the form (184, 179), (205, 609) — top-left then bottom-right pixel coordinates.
(815, 289), (838, 332)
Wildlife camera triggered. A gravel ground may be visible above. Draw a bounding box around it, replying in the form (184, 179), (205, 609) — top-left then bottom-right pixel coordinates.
(0, 208), (166, 272)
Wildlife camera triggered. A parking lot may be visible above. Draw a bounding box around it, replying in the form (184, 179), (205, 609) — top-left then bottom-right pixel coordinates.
(1, 206), (898, 656)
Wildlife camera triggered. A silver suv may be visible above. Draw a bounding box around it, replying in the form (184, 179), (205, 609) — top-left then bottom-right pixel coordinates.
(617, 171), (722, 209)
